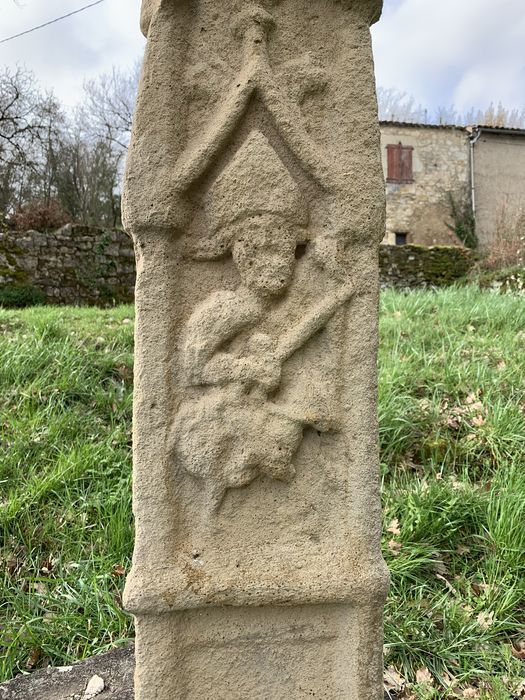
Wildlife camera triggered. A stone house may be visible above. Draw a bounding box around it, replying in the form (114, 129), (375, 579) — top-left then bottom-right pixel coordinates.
(380, 121), (525, 248)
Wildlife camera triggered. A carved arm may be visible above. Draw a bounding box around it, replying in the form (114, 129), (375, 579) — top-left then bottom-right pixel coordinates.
(183, 291), (261, 386)
(276, 281), (355, 363)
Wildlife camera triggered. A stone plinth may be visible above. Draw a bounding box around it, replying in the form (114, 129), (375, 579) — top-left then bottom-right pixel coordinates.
(123, 1), (388, 697)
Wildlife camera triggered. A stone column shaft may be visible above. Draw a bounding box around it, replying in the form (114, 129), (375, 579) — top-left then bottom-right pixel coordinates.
(123, 1), (389, 697)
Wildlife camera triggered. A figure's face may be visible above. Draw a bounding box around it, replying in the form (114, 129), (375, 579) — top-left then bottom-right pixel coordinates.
(231, 215), (298, 297)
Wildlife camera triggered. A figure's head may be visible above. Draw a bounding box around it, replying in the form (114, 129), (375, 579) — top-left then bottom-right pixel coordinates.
(230, 214), (301, 297)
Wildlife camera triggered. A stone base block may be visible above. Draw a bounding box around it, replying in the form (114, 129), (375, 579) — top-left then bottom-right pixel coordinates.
(134, 604), (384, 699)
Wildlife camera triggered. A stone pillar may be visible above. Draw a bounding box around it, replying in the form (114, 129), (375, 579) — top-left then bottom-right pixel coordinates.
(122, 1), (389, 698)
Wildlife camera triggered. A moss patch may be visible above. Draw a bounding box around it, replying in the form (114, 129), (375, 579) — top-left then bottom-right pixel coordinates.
(380, 245), (476, 288)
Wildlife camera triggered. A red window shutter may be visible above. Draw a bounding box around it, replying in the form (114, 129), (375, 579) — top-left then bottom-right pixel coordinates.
(386, 143), (413, 183)
(400, 146), (413, 182)
(386, 144), (400, 182)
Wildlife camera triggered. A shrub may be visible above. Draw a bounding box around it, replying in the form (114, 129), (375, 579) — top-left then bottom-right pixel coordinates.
(482, 203), (525, 270)
(475, 266), (525, 295)
(0, 285), (46, 308)
(11, 200), (71, 233)
(447, 191), (478, 249)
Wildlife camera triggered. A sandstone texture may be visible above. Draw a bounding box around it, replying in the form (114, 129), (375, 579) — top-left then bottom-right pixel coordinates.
(122, 0), (389, 697)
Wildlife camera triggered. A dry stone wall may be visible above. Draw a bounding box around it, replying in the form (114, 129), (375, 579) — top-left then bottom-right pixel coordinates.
(380, 244), (475, 288)
(0, 224), (135, 305)
(0, 227), (473, 306)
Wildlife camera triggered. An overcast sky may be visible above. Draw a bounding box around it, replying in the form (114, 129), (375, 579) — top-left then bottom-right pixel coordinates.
(1, 0), (524, 115)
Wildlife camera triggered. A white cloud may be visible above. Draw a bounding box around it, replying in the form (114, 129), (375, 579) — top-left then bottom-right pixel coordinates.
(0, 0), (523, 117)
(0, 0), (145, 108)
(372, 0), (525, 113)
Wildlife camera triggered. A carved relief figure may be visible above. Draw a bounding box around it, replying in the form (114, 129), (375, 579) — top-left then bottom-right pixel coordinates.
(171, 132), (354, 509)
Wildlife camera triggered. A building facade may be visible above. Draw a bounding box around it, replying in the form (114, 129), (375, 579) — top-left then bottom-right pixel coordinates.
(379, 122), (525, 248)
(470, 127), (525, 247)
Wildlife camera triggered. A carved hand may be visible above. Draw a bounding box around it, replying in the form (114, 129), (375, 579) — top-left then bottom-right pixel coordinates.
(334, 280), (355, 306)
(245, 333), (281, 393)
(250, 353), (281, 393)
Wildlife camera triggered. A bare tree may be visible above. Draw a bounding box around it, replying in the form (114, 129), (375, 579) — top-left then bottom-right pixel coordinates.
(53, 112), (122, 228)
(464, 102), (525, 129)
(378, 86), (525, 129)
(0, 67), (44, 164)
(73, 63), (141, 227)
(0, 67), (53, 218)
(0, 65), (124, 228)
(81, 62), (139, 151)
(377, 87), (427, 123)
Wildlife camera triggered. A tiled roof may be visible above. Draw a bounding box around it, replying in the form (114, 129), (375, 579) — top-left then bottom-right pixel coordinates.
(380, 120), (525, 136)
(379, 120), (466, 131)
(468, 125), (525, 136)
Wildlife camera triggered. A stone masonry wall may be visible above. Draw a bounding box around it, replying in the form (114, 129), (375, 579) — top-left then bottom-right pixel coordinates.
(380, 244), (475, 288)
(380, 123), (470, 247)
(0, 227), (473, 305)
(0, 224), (135, 305)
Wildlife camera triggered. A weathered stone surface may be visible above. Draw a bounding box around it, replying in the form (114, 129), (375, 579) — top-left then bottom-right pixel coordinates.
(123, 0), (388, 698)
(0, 647), (134, 700)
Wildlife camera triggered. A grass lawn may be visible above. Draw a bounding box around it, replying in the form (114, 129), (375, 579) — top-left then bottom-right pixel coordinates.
(1, 287), (524, 698)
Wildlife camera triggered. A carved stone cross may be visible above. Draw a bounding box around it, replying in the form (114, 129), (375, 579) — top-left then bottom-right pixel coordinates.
(123, 1), (389, 697)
